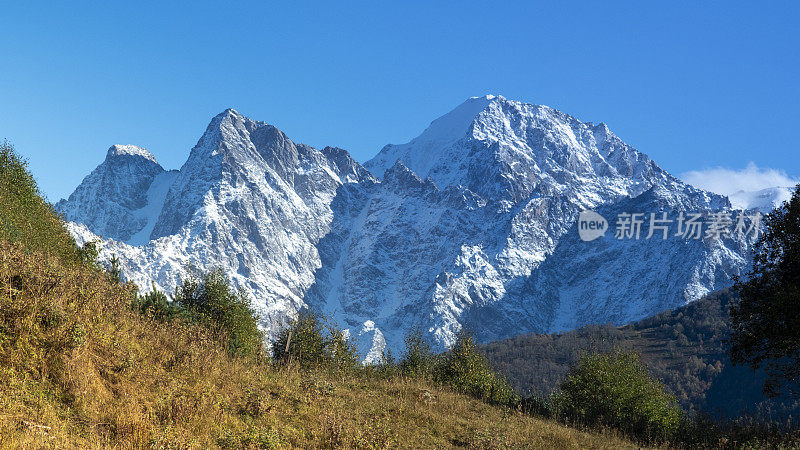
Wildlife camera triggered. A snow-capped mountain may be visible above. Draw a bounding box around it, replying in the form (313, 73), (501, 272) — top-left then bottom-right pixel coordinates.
(57, 96), (756, 360)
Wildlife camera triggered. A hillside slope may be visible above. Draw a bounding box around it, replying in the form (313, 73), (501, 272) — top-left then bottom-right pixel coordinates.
(0, 142), (80, 263)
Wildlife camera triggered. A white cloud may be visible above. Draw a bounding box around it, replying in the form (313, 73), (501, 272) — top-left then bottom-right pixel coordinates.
(680, 162), (798, 196)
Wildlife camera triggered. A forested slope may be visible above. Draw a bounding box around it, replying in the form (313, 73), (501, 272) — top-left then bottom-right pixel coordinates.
(483, 289), (800, 420)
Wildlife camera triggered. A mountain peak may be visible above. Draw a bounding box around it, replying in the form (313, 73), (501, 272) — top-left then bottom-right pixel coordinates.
(470, 94), (499, 101)
(204, 108), (250, 135)
(106, 144), (158, 164)
(215, 108), (244, 120)
(412, 95), (501, 146)
(384, 158), (418, 179)
(58, 144), (167, 242)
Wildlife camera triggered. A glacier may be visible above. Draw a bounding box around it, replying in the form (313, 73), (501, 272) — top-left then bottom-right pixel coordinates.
(57, 96), (759, 360)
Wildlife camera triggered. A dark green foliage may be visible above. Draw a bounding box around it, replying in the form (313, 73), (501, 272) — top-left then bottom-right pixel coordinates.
(173, 269), (264, 358)
(730, 184), (800, 398)
(0, 141), (81, 263)
(370, 347), (399, 378)
(272, 310), (328, 367)
(272, 310), (359, 371)
(327, 324), (359, 372)
(434, 331), (519, 407)
(399, 328), (436, 378)
(76, 240), (100, 269)
(107, 254), (122, 284)
(555, 351), (683, 442)
(128, 273), (263, 359)
(131, 284), (180, 320)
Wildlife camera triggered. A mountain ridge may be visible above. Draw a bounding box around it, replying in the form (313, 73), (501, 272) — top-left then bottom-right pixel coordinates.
(56, 97), (757, 359)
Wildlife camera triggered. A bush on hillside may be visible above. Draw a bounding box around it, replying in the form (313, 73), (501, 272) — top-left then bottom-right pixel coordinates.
(272, 310), (327, 367)
(369, 348), (399, 378)
(272, 310), (359, 371)
(173, 269), (264, 358)
(555, 351), (683, 442)
(76, 240), (100, 269)
(326, 324), (359, 372)
(106, 254), (122, 284)
(131, 283), (180, 320)
(434, 330), (519, 407)
(398, 328), (436, 378)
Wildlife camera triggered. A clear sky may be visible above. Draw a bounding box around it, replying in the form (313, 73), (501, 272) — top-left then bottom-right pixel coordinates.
(2, 1), (798, 201)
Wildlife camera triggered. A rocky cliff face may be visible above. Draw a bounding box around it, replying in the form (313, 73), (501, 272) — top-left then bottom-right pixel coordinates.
(58, 96), (757, 361)
(56, 145), (175, 244)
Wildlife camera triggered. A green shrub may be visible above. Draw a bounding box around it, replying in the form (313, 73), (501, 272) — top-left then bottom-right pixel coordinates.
(173, 269), (264, 358)
(399, 328), (436, 378)
(272, 310), (328, 367)
(106, 254), (122, 284)
(434, 330), (519, 407)
(76, 240), (100, 268)
(368, 348), (400, 379)
(272, 310), (359, 371)
(327, 323), (359, 372)
(131, 284), (180, 320)
(555, 351), (683, 442)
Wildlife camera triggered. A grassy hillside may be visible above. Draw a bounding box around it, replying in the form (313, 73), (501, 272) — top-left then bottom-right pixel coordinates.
(0, 142), (639, 448)
(0, 142), (81, 263)
(483, 289), (800, 420)
(0, 244), (635, 448)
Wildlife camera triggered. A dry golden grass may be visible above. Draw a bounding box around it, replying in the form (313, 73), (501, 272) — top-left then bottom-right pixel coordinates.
(0, 242), (639, 449)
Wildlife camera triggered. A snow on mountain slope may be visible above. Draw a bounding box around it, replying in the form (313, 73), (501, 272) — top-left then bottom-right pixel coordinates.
(127, 170), (178, 245)
(366, 95), (666, 204)
(726, 186), (793, 213)
(484, 185), (744, 340)
(366, 95), (496, 185)
(59, 98), (756, 359)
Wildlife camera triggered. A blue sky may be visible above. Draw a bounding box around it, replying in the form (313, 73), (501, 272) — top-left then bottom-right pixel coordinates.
(2, 1), (798, 201)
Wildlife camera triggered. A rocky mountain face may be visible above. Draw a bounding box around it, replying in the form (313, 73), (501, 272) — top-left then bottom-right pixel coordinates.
(56, 145), (177, 244)
(57, 96), (757, 361)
